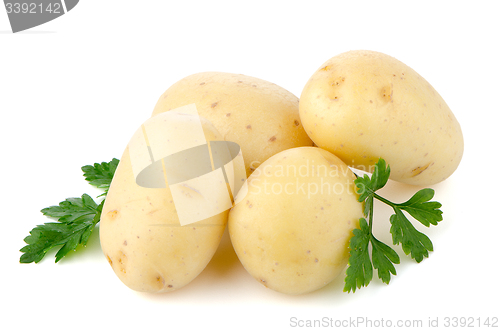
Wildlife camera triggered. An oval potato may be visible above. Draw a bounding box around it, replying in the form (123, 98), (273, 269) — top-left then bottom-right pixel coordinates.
(152, 72), (314, 176)
(228, 147), (363, 295)
(100, 112), (227, 293)
(299, 50), (464, 186)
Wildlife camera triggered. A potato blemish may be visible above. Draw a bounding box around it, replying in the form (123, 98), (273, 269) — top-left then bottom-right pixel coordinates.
(381, 84), (393, 102)
(331, 77), (345, 86)
(107, 209), (118, 219)
(411, 162), (433, 177)
(117, 251), (127, 274)
(106, 255), (113, 266)
(156, 275), (165, 286)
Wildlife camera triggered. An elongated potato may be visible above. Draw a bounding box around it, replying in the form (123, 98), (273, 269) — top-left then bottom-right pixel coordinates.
(100, 111), (228, 293)
(152, 72), (314, 176)
(228, 147), (363, 295)
(299, 50), (464, 186)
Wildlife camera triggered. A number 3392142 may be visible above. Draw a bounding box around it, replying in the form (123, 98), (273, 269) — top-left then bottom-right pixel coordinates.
(5, 2), (62, 14)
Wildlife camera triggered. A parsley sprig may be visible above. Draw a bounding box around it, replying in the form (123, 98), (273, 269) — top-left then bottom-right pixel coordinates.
(344, 158), (443, 293)
(19, 158), (119, 264)
(82, 158), (119, 196)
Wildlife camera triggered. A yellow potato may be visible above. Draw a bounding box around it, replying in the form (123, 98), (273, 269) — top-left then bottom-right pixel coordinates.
(299, 50), (464, 186)
(228, 147), (363, 295)
(100, 111), (228, 293)
(152, 72), (313, 176)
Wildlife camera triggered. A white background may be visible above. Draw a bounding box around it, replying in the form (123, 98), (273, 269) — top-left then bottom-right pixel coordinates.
(2, 1), (499, 330)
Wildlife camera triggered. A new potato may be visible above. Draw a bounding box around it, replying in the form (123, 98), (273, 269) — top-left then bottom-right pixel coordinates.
(299, 50), (464, 186)
(228, 147), (363, 295)
(152, 72), (314, 176)
(100, 113), (227, 293)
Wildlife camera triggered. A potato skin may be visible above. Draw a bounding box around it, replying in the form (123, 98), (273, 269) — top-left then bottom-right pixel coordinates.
(152, 72), (313, 176)
(299, 50), (464, 186)
(100, 116), (227, 293)
(228, 147), (363, 295)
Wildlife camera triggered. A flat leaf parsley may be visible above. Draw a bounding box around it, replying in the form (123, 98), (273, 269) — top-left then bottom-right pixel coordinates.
(19, 158), (119, 263)
(82, 158), (119, 196)
(344, 158), (443, 293)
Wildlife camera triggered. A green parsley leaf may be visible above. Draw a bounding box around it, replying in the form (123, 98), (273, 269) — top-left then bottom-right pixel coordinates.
(344, 218), (373, 293)
(20, 195), (103, 263)
(396, 188), (443, 226)
(40, 193), (99, 224)
(355, 158), (390, 203)
(20, 158), (119, 264)
(390, 209), (433, 263)
(370, 236), (399, 284)
(82, 158), (119, 195)
(344, 158), (443, 292)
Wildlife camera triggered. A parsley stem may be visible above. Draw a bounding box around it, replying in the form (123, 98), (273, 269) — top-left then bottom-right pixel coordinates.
(373, 193), (396, 208)
(368, 197), (374, 235)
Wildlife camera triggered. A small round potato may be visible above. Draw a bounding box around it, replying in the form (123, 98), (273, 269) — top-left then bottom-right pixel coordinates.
(299, 50), (464, 186)
(152, 72), (314, 176)
(228, 147), (363, 295)
(100, 113), (227, 293)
